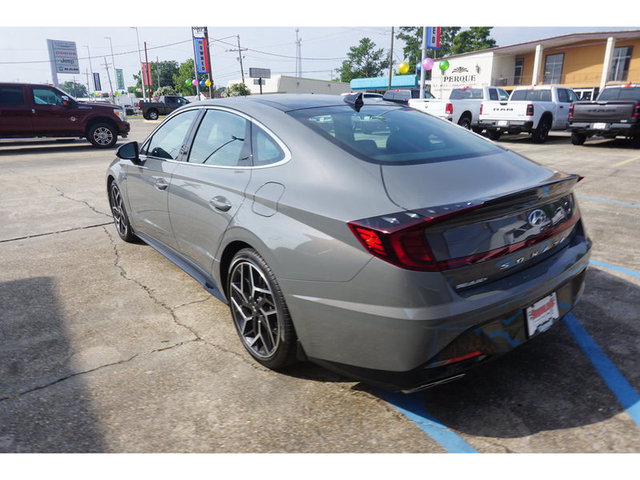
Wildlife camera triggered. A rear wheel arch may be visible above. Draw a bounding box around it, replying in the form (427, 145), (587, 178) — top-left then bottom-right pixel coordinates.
(219, 240), (255, 299)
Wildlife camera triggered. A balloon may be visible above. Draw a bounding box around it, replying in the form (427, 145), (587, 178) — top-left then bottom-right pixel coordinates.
(199, 80), (205, 87)
(185, 79), (191, 86)
(205, 79), (212, 87)
(415, 62), (421, 72)
(398, 62), (409, 74)
(191, 79), (198, 86)
(439, 60), (450, 72)
(137, 88), (142, 92)
(422, 57), (434, 71)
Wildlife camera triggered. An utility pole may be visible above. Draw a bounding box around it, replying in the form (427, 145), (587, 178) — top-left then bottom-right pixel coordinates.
(144, 41), (152, 100)
(295, 29), (302, 77)
(388, 27), (394, 89)
(84, 45), (94, 94)
(105, 36), (116, 91)
(131, 27), (147, 101)
(226, 35), (247, 84)
(85, 68), (90, 98)
(156, 56), (161, 89)
(102, 57), (115, 104)
(419, 27), (427, 99)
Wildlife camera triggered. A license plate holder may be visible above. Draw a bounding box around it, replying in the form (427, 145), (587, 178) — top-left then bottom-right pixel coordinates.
(498, 120), (509, 127)
(526, 292), (560, 337)
(592, 122), (607, 130)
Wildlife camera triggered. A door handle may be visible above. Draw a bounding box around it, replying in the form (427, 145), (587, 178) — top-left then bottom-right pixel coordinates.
(209, 196), (232, 212)
(154, 178), (169, 190)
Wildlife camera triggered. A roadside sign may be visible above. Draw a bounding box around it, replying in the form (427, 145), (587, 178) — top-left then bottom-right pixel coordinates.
(142, 62), (153, 87)
(192, 27), (211, 74)
(427, 27), (441, 49)
(46, 39), (80, 74)
(93, 72), (101, 91)
(249, 68), (271, 79)
(115, 69), (125, 91)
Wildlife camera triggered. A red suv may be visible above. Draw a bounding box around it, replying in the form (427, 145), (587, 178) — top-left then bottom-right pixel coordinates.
(0, 83), (130, 148)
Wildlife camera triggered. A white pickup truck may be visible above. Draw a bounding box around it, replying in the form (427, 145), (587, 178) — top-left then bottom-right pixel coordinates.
(478, 85), (579, 143)
(409, 86), (510, 133)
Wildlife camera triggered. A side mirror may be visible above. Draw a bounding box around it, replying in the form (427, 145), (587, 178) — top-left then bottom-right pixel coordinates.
(116, 141), (140, 164)
(61, 95), (72, 107)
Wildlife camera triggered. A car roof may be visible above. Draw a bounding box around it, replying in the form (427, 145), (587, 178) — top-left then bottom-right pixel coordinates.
(195, 94), (396, 112)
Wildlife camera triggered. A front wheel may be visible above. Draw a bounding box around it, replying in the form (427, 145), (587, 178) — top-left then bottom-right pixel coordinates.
(227, 249), (298, 370)
(88, 123), (118, 148)
(108, 182), (138, 243)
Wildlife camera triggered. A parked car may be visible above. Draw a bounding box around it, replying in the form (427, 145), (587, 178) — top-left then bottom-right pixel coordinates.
(383, 88), (434, 105)
(106, 94), (591, 392)
(0, 83), (130, 148)
(409, 86), (510, 133)
(568, 84), (640, 146)
(140, 95), (190, 120)
(479, 86), (579, 142)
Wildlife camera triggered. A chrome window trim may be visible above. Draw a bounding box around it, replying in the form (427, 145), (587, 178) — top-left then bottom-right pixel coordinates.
(142, 105), (292, 170)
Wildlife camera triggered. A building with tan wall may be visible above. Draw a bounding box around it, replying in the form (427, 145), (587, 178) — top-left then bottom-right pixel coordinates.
(429, 30), (640, 100)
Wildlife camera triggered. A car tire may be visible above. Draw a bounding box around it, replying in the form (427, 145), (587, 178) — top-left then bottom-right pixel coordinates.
(108, 181), (138, 243)
(147, 109), (159, 121)
(631, 135), (640, 148)
(532, 117), (551, 144)
(457, 115), (472, 130)
(571, 132), (587, 145)
(88, 123), (118, 148)
(227, 248), (298, 370)
(487, 130), (502, 141)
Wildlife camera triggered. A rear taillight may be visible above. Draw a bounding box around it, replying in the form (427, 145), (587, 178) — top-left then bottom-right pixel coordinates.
(348, 203), (482, 272)
(569, 103), (575, 119)
(445, 103), (453, 115)
(633, 103), (640, 118)
(526, 103), (534, 116)
(479, 103), (483, 115)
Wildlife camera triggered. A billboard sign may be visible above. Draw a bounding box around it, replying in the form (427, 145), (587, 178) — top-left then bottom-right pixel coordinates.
(249, 68), (271, 79)
(142, 62), (153, 87)
(93, 72), (101, 91)
(427, 27), (441, 49)
(46, 39), (80, 74)
(115, 68), (125, 90)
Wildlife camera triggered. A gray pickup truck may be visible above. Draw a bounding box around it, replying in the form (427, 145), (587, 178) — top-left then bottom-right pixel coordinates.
(140, 95), (190, 120)
(568, 84), (640, 146)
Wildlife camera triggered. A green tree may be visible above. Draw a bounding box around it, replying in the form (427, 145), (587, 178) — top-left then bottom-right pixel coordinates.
(153, 85), (177, 97)
(60, 80), (88, 98)
(450, 27), (497, 55)
(396, 27), (461, 75)
(172, 58), (208, 96)
(127, 86), (142, 98)
(225, 83), (251, 97)
(336, 37), (390, 82)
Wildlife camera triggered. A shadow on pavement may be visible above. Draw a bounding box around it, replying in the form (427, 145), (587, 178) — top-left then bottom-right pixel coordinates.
(0, 277), (105, 452)
(383, 267), (639, 439)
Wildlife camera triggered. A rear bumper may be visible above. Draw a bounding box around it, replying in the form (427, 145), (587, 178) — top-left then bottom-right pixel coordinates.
(479, 119), (534, 133)
(282, 224), (591, 392)
(568, 121), (639, 137)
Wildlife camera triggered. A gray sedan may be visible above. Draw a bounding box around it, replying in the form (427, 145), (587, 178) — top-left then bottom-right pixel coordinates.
(106, 94), (591, 392)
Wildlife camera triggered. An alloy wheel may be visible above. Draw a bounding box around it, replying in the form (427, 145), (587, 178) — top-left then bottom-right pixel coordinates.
(110, 184), (128, 238)
(94, 126), (114, 146)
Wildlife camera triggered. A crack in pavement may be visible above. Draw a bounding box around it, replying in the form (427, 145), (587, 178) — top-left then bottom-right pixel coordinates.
(0, 222), (112, 244)
(102, 226), (267, 374)
(0, 340), (199, 403)
(34, 176), (112, 218)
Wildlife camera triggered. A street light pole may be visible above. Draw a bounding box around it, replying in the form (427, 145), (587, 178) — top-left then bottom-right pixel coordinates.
(84, 45), (94, 95)
(130, 27), (147, 101)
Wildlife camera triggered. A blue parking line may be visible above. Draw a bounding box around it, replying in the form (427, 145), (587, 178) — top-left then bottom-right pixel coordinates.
(563, 313), (640, 428)
(576, 195), (640, 209)
(379, 390), (478, 453)
(589, 259), (640, 279)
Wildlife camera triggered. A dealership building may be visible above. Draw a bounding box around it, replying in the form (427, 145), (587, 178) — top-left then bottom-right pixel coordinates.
(426, 30), (640, 100)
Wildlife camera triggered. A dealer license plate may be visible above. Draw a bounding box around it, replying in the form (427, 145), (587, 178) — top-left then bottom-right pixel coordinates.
(498, 120), (509, 127)
(592, 122), (607, 130)
(526, 292), (560, 337)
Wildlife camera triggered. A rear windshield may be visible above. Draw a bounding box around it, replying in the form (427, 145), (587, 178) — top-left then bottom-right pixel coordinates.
(597, 87), (640, 101)
(510, 89), (552, 102)
(450, 88), (483, 100)
(287, 105), (502, 165)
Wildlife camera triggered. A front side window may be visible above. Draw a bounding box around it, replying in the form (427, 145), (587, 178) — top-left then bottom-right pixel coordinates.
(289, 105), (501, 166)
(188, 109), (250, 166)
(543, 53), (564, 84)
(488, 89), (498, 101)
(608, 46), (633, 82)
(143, 109), (200, 160)
(32, 87), (64, 106)
(557, 88), (569, 103)
(0, 86), (25, 105)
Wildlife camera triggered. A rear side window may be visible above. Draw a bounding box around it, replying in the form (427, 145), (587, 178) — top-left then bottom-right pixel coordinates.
(252, 126), (285, 166)
(0, 86), (25, 105)
(598, 87), (640, 101)
(289, 105), (501, 165)
(557, 89), (569, 103)
(510, 89), (552, 102)
(488, 89), (499, 101)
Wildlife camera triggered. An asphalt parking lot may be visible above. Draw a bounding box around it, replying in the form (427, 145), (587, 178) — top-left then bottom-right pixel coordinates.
(1, 118), (639, 453)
